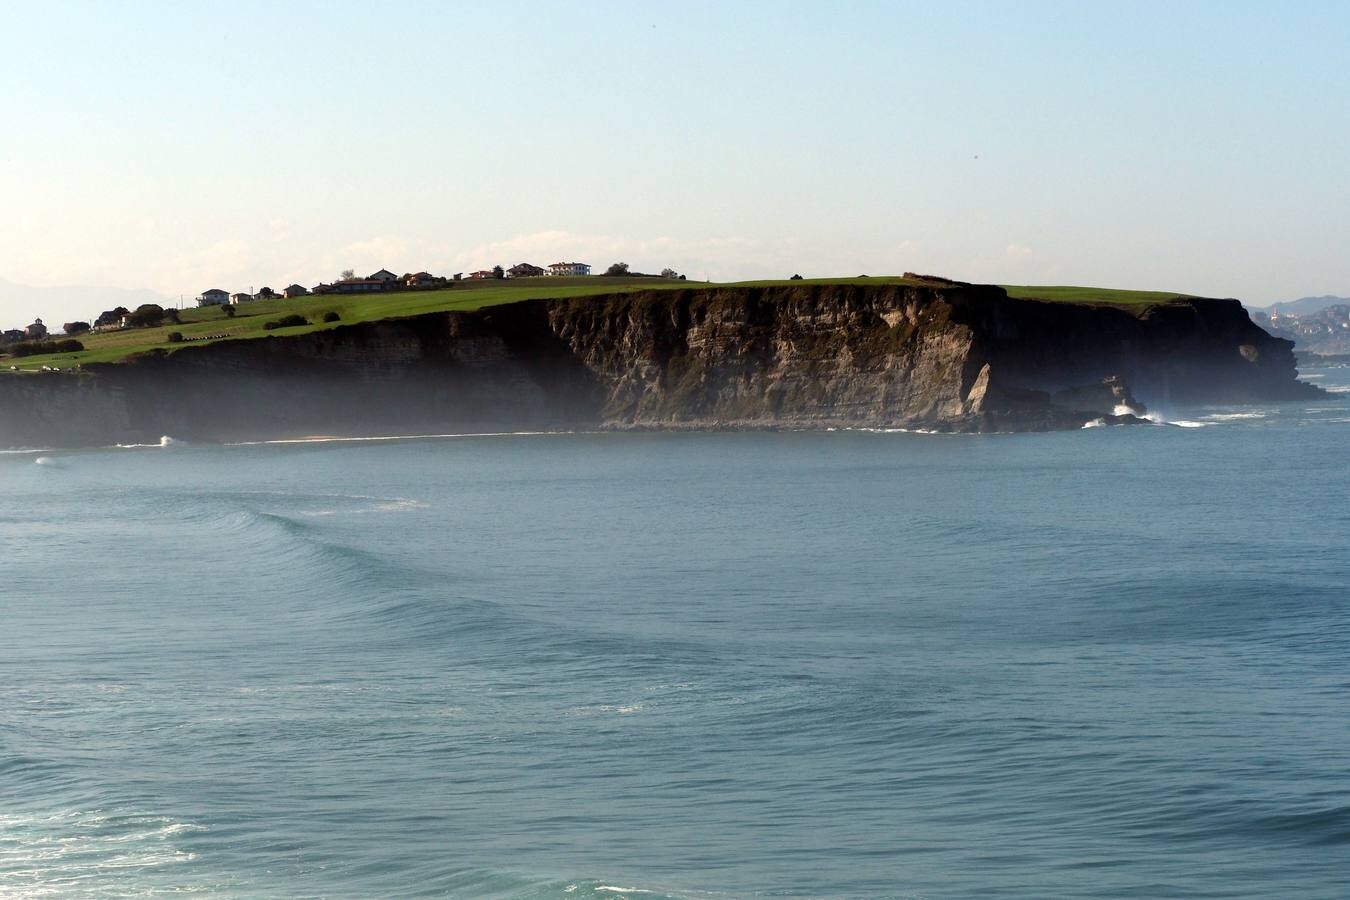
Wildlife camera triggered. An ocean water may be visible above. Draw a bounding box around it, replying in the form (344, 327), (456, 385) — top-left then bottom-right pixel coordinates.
(3, 371), (1349, 899)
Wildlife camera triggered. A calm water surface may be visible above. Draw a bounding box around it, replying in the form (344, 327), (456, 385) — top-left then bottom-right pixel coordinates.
(2, 372), (1348, 898)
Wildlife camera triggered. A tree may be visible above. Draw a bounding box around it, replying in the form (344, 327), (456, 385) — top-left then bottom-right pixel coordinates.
(340, 269), (356, 280)
(492, 265), (505, 279)
(256, 286), (276, 300)
(604, 262), (630, 276)
(124, 304), (166, 328)
(660, 268), (679, 279)
(221, 304), (236, 318)
(63, 321), (91, 335)
(790, 274), (803, 280)
(95, 306), (130, 328)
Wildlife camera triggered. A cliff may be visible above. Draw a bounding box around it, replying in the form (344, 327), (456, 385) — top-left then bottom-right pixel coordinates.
(0, 283), (1319, 448)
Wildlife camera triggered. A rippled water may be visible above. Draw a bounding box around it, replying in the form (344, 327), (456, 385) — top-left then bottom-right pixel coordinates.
(3, 372), (1349, 898)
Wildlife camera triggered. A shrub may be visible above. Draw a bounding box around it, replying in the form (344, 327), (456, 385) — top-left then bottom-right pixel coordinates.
(322, 311), (340, 323)
(221, 305), (236, 318)
(10, 339), (84, 357)
(263, 314), (308, 331)
(166, 332), (184, 343)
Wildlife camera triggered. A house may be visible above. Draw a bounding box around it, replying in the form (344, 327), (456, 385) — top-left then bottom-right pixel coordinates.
(405, 272), (445, 289)
(25, 319), (48, 339)
(229, 292), (253, 305)
(368, 269), (398, 284)
(197, 288), (229, 307)
(283, 284), (309, 298)
(508, 263), (546, 278)
(338, 278), (386, 293)
(548, 262), (591, 276)
(468, 269), (496, 280)
(3, 329), (25, 344)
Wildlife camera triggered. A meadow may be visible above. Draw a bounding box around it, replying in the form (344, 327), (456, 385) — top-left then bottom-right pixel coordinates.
(2, 277), (1193, 371)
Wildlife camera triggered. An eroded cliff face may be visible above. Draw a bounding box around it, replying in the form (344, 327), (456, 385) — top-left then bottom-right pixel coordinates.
(0, 284), (1318, 448)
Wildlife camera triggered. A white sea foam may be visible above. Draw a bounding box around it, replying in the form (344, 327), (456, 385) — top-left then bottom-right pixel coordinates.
(1081, 418), (1106, 429)
(1201, 412), (1267, 421)
(569, 703), (644, 716)
(0, 810), (208, 894)
(113, 435), (183, 450)
(298, 496), (429, 517)
(1326, 384), (1350, 393)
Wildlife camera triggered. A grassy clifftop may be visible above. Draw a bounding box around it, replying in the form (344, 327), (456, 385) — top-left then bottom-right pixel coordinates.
(3, 276), (1197, 372)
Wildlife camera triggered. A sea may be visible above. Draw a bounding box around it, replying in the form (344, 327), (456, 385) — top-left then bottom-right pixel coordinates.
(2, 368), (1348, 899)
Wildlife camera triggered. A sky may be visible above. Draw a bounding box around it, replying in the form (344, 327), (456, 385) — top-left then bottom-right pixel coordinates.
(2, 0), (1348, 327)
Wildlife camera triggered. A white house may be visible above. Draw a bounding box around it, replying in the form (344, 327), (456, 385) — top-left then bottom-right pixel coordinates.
(197, 288), (230, 307)
(548, 262), (591, 276)
(229, 292), (253, 305)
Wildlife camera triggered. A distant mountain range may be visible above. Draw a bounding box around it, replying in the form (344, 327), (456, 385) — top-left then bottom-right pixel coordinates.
(0, 277), (173, 331)
(1260, 295), (1350, 314)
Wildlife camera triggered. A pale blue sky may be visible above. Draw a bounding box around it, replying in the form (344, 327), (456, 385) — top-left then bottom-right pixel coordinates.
(2, 1), (1347, 324)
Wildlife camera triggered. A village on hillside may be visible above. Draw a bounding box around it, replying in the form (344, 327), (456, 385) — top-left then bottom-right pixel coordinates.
(2, 260), (685, 346)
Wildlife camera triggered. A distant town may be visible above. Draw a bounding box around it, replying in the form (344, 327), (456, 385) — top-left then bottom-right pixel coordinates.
(1250, 300), (1350, 355)
(2, 260), (685, 345)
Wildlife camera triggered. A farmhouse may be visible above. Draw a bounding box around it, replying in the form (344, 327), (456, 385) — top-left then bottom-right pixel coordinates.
(468, 269), (496, 280)
(548, 262), (591, 276)
(368, 269), (398, 284)
(25, 319), (48, 339)
(508, 263), (545, 278)
(197, 289), (229, 307)
(229, 292), (253, 305)
(283, 284), (308, 298)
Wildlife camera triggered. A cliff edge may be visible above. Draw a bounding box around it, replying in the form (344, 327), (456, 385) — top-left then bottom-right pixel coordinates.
(0, 283), (1319, 447)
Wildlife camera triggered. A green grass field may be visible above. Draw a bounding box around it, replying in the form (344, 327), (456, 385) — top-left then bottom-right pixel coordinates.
(1000, 284), (1194, 305)
(2, 276), (1194, 372)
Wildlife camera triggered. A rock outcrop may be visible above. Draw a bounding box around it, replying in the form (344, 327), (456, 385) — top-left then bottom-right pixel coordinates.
(0, 283), (1320, 447)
